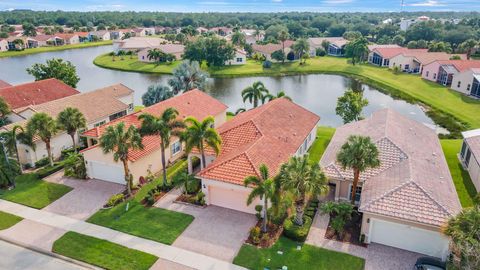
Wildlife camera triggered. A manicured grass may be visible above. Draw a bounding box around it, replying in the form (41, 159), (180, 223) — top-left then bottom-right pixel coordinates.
(94, 53), (180, 74)
(52, 231), (158, 270)
(94, 55), (480, 131)
(0, 174), (72, 209)
(440, 139), (477, 208)
(233, 237), (365, 270)
(309, 126), (336, 165)
(0, 211), (23, 230)
(0, 40), (112, 58)
(134, 105), (145, 112)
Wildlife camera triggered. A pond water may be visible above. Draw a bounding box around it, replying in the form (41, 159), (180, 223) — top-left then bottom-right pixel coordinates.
(0, 45), (439, 129)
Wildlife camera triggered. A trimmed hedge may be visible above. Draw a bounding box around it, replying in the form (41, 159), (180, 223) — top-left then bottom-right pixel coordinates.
(37, 162), (64, 178)
(283, 216), (313, 242)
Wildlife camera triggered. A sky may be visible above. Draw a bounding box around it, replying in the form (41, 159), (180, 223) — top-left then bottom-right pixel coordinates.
(0, 0), (479, 13)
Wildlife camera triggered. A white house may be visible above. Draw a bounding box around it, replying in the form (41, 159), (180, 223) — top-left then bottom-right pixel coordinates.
(225, 49), (246, 65)
(460, 129), (480, 192)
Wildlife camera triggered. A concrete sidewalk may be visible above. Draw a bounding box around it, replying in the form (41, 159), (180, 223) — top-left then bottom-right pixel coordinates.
(0, 199), (246, 270)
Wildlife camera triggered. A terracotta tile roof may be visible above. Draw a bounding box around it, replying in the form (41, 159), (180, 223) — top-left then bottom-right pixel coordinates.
(308, 37), (348, 48)
(406, 51), (466, 65)
(252, 40), (294, 54)
(320, 109), (461, 227)
(74, 32), (89, 37)
(367, 44), (402, 51)
(54, 33), (78, 40)
(0, 80), (11, 88)
(436, 60), (480, 73)
(0, 79), (79, 110)
(138, 44), (185, 55)
(33, 34), (57, 42)
(372, 47), (420, 59)
(198, 98), (320, 186)
(117, 37), (168, 50)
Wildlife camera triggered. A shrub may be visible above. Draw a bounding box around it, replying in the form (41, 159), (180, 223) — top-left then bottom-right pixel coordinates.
(34, 157), (49, 168)
(316, 48), (326, 56)
(283, 216), (313, 242)
(63, 153), (87, 179)
(37, 163), (65, 178)
(249, 226), (261, 245)
(331, 216), (346, 236)
(144, 193), (155, 206)
(262, 60), (272, 68)
(392, 66), (401, 74)
(305, 210), (315, 218)
(196, 191), (206, 205)
(106, 194), (124, 207)
(255, 205), (263, 220)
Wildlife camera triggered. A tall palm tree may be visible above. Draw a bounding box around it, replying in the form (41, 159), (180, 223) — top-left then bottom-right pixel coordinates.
(147, 48), (161, 63)
(293, 38), (310, 64)
(278, 30), (289, 64)
(241, 81), (269, 108)
(244, 164), (274, 233)
(280, 154), (329, 226)
(26, 113), (58, 166)
(336, 135), (380, 205)
(262, 90), (292, 104)
(57, 107), (87, 153)
(168, 60), (209, 94)
(100, 122), (143, 196)
(182, 116), (221, 169)
(231, 31), (246, 47)
(1, 125), (25, 174)
(139, 108), (184, 186)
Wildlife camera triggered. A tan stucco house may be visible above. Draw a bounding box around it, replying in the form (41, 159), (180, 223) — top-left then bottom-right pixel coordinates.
(81, 90), (228, 185)
(320, 109), (461, 259)
(137, 44), (185, 62)
(460, 129), (480, 192)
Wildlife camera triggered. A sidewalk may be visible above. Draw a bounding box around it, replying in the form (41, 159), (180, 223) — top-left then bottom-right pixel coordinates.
(0, 199), (246, 270)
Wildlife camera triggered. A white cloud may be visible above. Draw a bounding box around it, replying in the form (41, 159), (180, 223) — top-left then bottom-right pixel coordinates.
(271, 0), (283, 2)
(323, 0), (354, 4)
(409, 0), (446, 7)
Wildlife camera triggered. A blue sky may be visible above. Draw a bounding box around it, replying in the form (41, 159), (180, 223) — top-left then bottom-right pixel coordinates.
(0, 0), (479, 12)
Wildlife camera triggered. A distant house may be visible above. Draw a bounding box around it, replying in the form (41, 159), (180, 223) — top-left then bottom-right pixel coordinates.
(88, 30), (110, 41)
(55, 34), (80, 45)
(252, 40), (294, 61)
(367, 44), (403, 66)
(74, 32), (89, 42)
(307, 37), (348, 57)
(4, 36), (38, 50)
(460, 129), (480, 192)
(132, 28), (147, 37)
(451, 68), (480, 98)
(225, 49), (247, 65)
(137, 44), (185, 62)
(422, 60), (480, 88)
(34, 35), (65, 46)
(240, 29), (264, 45)
(114, 37), (168, 53)
(210, 27), (233, 36)
(196, 27), (208, 34)
(389, 49), (465, 74)
(0, 38), (8, 52)
(110, 29), (129, 40)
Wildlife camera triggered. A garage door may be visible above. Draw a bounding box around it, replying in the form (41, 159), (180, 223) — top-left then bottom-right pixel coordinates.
(209, 185), (257, 214)
(88, 161), (125, 184)
(370, 219), (449, 258)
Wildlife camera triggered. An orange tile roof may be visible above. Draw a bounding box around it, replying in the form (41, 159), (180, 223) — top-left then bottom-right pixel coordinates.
(198, 98), (320, 186)
(0, 78), (79, 109)
(0, 79), (11, 88)
(373, 47), (424, 59)
(405, 51), (466, 65)
(252, 40), (294, 54)
(436, 59), (480, 72)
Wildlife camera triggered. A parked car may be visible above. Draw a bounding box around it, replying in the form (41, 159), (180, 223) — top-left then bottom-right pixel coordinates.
(413, 257), (446, 270)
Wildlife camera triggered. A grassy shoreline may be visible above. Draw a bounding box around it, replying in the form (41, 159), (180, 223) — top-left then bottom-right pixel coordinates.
(0, 40), (112, 58)
(93, 54), (480, 134)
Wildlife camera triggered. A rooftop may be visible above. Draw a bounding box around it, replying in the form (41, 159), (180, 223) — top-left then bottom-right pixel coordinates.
(436, 60), (480, 73)
(0, 79), (11, 88)
(308, 37), (348, 48)
(252, 40), (294, 54)
(116, 37), (168, 50)
(138, 44), (185, 54)
(463, 128), (480, 164)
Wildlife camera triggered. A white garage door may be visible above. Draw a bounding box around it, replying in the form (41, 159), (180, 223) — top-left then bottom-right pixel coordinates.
(209, 185), (257, 214)
(370, 219), (449, 258)
(88, 161), (125, 184)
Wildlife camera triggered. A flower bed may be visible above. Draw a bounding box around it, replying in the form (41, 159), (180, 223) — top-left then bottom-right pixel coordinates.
(175, 192), (206, 207)
(324, 210), (366, 247)
(246, 222), (284, 248)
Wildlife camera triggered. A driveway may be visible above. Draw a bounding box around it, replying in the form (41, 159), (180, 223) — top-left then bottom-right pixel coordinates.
(43, 171), (124, 220)
(155, 188), (257, 262)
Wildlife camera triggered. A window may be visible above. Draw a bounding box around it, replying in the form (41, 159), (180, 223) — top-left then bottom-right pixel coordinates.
(405, 64), (410, 70)
(142, 56), (144, 60)
(128, 103), (134, 111)
(467, 84), (471, 91)
(457, 81), (461, 88)
(171, 141), (181, 155)
(433, 73), (436, 79)
(94, 120), (106, 127)
(460, 141), (467, 160)
(426, 71), (429, 77)
(109, 110), (127, 121)
(348, 185), (362, 203)
(236, 57), (243, 63)
(465, 148), (471, 167)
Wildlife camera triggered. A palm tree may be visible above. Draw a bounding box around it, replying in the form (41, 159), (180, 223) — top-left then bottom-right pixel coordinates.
(1, 125), (25, 174)
(100, 122), (143, 196)
(173, 171), (198, 195)
(244, 164), (274, 233)
(182, 116), (221, 169)
(278, 30), (289, 64)
(241, 81), (269, 108)
(0, 97), (11, 127)
(280, 154), (329, 226)
(147, 48), (161, 63)
(336, 135), (380, 205)
(231, 31), (246, 46)
(139, 108), (184, 186)
(262, 90), (292, 104)
(460, 39), (478, 59)
(26, 113), (58, 166)
(168, 60), (209, 94)
(235, 108), (246, 115)
(57, 107), (87, 153)
(293, 38), (310, 64)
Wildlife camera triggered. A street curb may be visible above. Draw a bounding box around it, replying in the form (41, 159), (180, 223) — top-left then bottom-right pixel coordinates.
(0, 235), (102, 270)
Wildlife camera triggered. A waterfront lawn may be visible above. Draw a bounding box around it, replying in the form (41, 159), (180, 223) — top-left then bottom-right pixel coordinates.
(0, 211), (23, 230)
(94, 53), (179, 74)
(0, 174), (72, 209)
(440, 139), (477, 208)
(52, 231), (158, 270)
(309, 126), (336, 165)
(0, 40), (112, 58)
(233, 237), (365, 270)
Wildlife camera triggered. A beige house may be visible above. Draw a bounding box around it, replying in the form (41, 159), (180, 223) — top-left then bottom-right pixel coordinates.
(252, 40), (294, 62)
(114, 37), (168, 53)
(389, 49), (465, 74)
(451, 68), (480, 98)
(320, 109), (461, 259)
(2, 84), (134, 166)
(137, 44), (185, 62)
(460, 129), (480, 191)
(308, 37), (349, 57)
(81, 90), (228, 185)
(191, 98), (319, 214)
(225, 49), (246, 65)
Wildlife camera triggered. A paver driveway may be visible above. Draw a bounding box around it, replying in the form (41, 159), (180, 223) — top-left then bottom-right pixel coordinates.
(156, 188), (257, 262)
(43, 171), (124, 220)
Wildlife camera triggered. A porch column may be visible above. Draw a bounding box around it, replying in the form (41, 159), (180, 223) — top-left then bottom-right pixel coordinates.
(334, 180), (340, 201)
(187, 155), (193, 174)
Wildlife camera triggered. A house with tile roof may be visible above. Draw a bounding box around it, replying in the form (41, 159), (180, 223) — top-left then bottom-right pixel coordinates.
(307, 37), (349, 57)
(191, 98), (319, 214)
(450, 67), (480, 98)
(225, 49), (247, 66)
(388, 49), (466, 74)
(460, 129), (480, 192)
(252, 40), (295, 62)
(0, 38), (8, 52)
(1, 84), (134, 166)
(137, 44), (185, 63)
(80, 90), (227, 185)
(320, 109), (461, 259)
(114, 37), (169, 53)
(367, 45), (404, 66)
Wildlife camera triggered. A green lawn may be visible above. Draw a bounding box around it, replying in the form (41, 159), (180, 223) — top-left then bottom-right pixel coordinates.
(309, 126), (336, 165)
(0, 174), (72, 209)
(52, 231), (158, 270)
(233, 237), (365, 270)
(440, 139), (478, 208)
(0, 211), (23, 230)
(94, 53), (180, 74)
(0, 41), (113, 58)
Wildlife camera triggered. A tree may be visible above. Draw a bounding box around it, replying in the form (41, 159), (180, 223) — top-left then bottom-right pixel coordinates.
(392, 35), (405, 46)
(56, 107), (86, 153)
(459, 39), (478, 59)
(182, 116), (221, 169)
(262, 90), (291, 103)
(168, 60), (209, 94)
(26, 58), (80, 88)
(244, 164), (274, 233)
(277, 30), (289, 64)
(22, 23), (37, 37)
(344, 37), (369, 65)
(241, 81), (269, 108)
(336, 135), (380, 204)
(343, 31), (362, 41)
(0, 125), (24, 175)
(231, 30), (246, 46)
(335, 89), (369, 124)
(293, 38), (309, 64)
(139, 108), (184, 186)
(26, 113), (58, 166)
(327, 24), (347, 37)
(172, 171), (198, 195)
(271, 50), (285, 62)
(443, 206), (480, 270)
(0, 97), (11, 127)
(147, 48), (162, 63)
(142, 85), (174, 107)
(100, 122), (143, 196)
(183, 36), (235, 67)
(0, 141), (20, 188)
(280, 155), (328, 226)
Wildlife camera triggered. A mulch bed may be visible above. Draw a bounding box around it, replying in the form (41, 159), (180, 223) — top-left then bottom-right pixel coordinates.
(175, 193), (205, 207)
(246, 220), (284, 248)
(324, 211), (367, 247)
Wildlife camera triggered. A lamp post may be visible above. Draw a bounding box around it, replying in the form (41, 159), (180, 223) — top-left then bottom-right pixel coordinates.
(0, 137), (14, 188)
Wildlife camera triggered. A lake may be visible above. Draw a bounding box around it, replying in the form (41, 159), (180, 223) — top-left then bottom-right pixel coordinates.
(0, 45), (440, 129)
